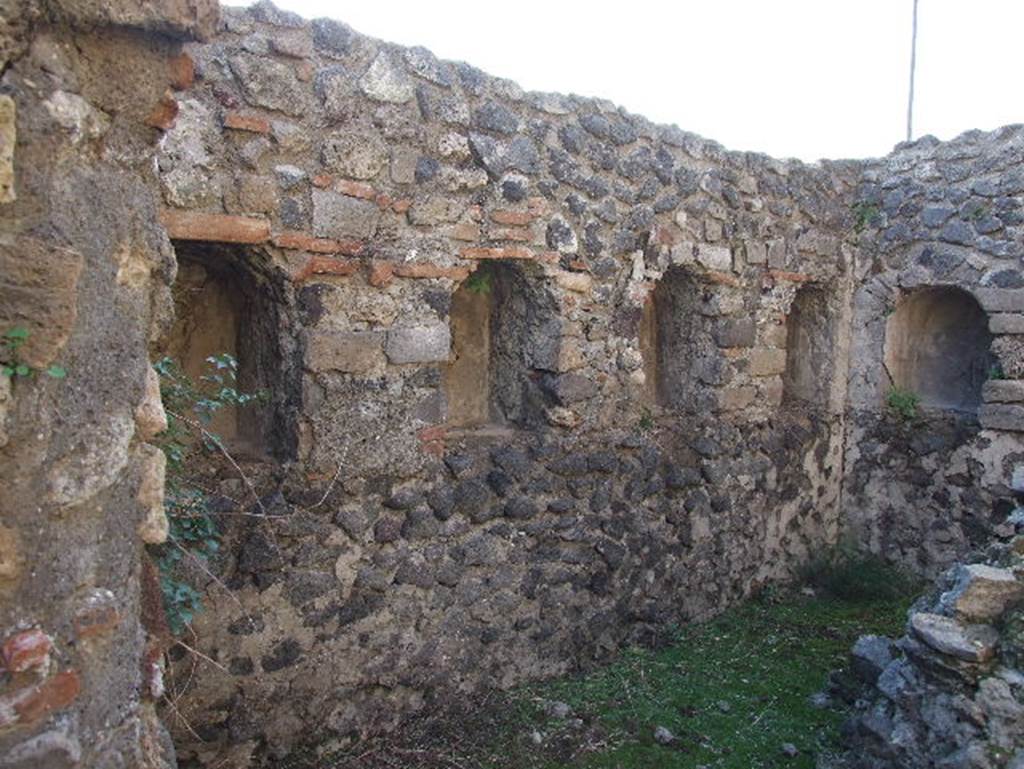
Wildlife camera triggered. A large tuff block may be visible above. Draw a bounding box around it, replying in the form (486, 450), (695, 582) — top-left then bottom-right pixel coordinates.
(385, 323), (451, 364)
(979, 403), (1024, 432)
(305, 330), (386, 373)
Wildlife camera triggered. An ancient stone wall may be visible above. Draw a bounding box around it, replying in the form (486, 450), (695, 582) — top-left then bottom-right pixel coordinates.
(0, 2), (217, 767)
(1, 1), (1022, 767)
(151, 3), (866, 764)
(843, 129), (1024, 577)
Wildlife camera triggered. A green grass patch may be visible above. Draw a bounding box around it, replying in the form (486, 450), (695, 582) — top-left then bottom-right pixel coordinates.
(479, 594), (909, 769)
(310, 591), (911, 769)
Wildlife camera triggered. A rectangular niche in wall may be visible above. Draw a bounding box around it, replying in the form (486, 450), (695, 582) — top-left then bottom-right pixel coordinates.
(444, 261), (558, 428)
(642, 267), (722, 414)
(783, 285), (836, 408)
(164, 241), (295, 460)
(883, 286), (994, 413)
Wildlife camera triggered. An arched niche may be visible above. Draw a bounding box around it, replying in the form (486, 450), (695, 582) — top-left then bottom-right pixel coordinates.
(883, 286), (994, 413)
(444, 261), (558, 428)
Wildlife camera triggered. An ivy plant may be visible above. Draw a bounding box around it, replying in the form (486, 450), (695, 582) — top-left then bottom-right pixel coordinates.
(1, 327), (67, 379)
(150, 353), (263, 635)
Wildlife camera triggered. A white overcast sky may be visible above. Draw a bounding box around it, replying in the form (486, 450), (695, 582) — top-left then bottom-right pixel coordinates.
(234, 1), (1023, 162)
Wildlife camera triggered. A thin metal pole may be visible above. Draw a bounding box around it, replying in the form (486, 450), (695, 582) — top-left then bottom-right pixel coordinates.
(907, 0), (919, 141)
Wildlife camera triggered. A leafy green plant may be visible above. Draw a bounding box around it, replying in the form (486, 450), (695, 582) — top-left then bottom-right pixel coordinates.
(638, 407), (654, 431)
(463, 268), (493, 295)
(799, 543), (920, 603)
(150, 353), (261, 635)
(1, 327), (66, 379)
(966, 203), (988, 221)
(886, 387), (920, 421)
(988, 364), (1006, 381)
(852, 202), (881, 233)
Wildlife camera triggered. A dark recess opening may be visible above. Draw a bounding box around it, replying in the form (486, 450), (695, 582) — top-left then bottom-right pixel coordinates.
(444, 261), (558, 428)
(164, 241), (296, 460)
(883, 286), (994, 413)
(783, 285), (835, 408)
(641, 267), (722, 413)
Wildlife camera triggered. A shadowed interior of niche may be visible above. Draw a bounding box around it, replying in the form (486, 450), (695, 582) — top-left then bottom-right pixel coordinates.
(641, 267), (721, 412)
(883, 285), (995, 414)
(444, 261), (558, 428)
(783, 284), (836, 409)
(164, 241), (296, 460)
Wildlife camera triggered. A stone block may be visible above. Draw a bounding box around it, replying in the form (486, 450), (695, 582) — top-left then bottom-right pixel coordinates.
(713, 318), (756, 348)
(909, 612), (998, 662)
(46, 0), (219, 39)
(229, 52), (306, 115)
(976, 288), (1024, 313)
(763, 375), (784, 406)
(0, 95), (14, 203)
(359, 51), (414, 103)
(718, 386), (756, 411)
(979, 403), (1024, 432)
(385, 323), (451, 364)
(312, 189), (379, 239)
(321, 129), (387, 180)
(0, 523), (20, 581)
(990, 314), (1024, 335)
(696, 243), (731, 271)
(390, 147), (419, 184)
(744, 240), (766, 265)
(940, 564), (1024, 623)
(136, 445), (168, 545)
(983, 379), (1024, 403)
(305, 330), (385, 374)
(540, 372), (598, 405)
(767, 238), (786, 268)
(134, 365), (168, 441)
(851, 635), (894, 684)
(0, 236), (83, 369)
(748, 348), (788, 377)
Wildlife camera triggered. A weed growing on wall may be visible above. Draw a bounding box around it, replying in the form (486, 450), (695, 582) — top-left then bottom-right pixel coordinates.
(151, 353), (262, 635)
(851, 202), (881, 233)
(463, 267), (494, 294)
(886, 387), (920, 421)
(1, 326), (66, 379)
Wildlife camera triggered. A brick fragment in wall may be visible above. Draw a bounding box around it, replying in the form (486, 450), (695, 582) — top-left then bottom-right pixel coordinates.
(160, 209), (270, 243)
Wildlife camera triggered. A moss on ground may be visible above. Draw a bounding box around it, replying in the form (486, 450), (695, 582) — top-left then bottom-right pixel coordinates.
(300, 591), (911, 769)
